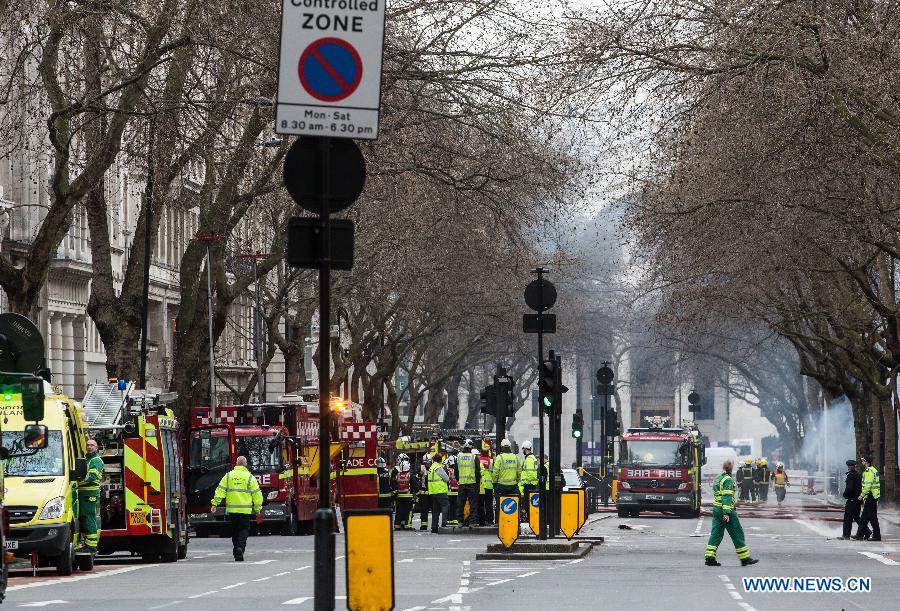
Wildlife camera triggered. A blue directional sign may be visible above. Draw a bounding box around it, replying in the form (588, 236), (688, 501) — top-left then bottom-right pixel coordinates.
(299, 37), (362, 102)
(530, 493), (540, 507)
(501, 498), (518, 515)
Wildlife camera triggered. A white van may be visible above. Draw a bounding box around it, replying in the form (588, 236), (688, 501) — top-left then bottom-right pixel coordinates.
(702, 447), (739, 482)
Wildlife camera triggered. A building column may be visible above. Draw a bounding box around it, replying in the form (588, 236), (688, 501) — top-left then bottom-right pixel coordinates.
(60, 315), (75, 397)
(72, 316), (87, 398)
(49, 314), (63, 385)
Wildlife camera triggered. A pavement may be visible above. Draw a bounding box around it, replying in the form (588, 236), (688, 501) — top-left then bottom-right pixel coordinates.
(4, 494), (898, 610)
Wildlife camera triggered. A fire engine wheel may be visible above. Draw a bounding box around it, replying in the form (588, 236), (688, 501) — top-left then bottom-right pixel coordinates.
(178, 531), (189, 560)
(76, 553), (94, 572)
(281, 508), (298, 536)
(55, 541), (75, 576)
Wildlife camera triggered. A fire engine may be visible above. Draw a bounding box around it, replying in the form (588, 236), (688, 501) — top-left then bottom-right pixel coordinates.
(616, 416), (706, 518)
(186, 390), (378, 537)
(81, 381), (189, 562)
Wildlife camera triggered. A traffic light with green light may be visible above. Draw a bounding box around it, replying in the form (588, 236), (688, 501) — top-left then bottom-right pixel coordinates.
(539, 359), (558, 412)
(572, 409), (584, 439)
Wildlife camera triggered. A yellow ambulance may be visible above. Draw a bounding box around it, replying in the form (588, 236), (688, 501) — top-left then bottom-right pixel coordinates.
(2, 383), (90, 575)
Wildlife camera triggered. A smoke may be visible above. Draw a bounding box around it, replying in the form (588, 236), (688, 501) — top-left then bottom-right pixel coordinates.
(797, 397), (856, 472)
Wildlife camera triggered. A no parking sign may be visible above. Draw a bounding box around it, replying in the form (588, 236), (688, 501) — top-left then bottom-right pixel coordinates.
(276, 0), (385, 139)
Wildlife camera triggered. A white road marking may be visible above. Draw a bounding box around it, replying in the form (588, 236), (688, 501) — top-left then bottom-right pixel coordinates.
(724, 583), (735, 590)
(793, 518), (839, 538)
(7, 565), (158, 591)
(858, 551), (900, 566)
(737, 603), (758, 611)
(691, 518), (705, 537)
(282, 597), (312, 605)
(568, 558), (584, 564)
(517, 571), (539, 578)
(148, 602), (183, 610)
(274, 571), (291, 577)
(718, 575), (730, 582)
(253, 576), (272, 582)
(16, 602), (68, 608)
(728, 590), (742, 600)
(247, 559), (277, 565)
(188, 590), (219, 599)
(448, 539), (462, 542)
(400, 607), (426, 611)
(485, 579), (512, 586)
(295, 565), (311, 571)
(432, 593), (463, 604)
(220, 582), (246, 590)
(335, 555), (345, 560)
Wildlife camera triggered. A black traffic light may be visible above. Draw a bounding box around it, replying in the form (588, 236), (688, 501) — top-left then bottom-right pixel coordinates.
(687, 390), (700, 413)
(606, 407), (619, 437)
(571, 409), (584, 439)
(538, 359), (558, 412)
(480, 384), (497, 416)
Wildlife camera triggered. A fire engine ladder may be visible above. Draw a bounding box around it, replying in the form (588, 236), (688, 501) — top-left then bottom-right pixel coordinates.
(82, 381), (134, 428)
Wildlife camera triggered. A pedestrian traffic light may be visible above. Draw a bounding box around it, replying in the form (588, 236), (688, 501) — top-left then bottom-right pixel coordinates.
(480, 384), (497, 416)
(571, 409), (584, 439)
(606, 407), (619, 437)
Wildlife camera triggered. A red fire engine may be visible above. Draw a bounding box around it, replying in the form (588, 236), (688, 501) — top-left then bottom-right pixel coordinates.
(616, 417), (706, 518)
(82, 382), (189, 563)
(186, 390), (378, 536)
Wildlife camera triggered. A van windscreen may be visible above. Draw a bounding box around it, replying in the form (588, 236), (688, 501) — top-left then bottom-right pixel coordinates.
(2, 430), (65, 476)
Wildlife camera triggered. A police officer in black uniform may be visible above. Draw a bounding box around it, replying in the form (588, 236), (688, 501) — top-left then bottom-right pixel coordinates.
(841, 459), (866, 540)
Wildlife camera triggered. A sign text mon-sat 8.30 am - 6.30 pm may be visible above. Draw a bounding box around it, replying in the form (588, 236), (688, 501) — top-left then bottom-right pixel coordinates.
(276, 0), (386, 140)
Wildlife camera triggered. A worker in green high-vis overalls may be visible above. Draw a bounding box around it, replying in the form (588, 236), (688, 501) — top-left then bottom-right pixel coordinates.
(706, 459), (758, 567)
(78, 438), (105, 553)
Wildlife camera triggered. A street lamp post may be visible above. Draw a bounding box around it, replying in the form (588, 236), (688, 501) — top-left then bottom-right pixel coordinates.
(194, 235), (223, 421)
(239, 251), (270, 403)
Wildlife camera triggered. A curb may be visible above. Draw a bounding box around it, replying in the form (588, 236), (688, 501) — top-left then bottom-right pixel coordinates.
(475, 541), (594, 561)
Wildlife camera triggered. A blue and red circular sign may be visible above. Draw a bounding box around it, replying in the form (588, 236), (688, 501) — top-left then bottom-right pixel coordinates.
(298, 37), (363, 102)
(501, 498), (518, 515)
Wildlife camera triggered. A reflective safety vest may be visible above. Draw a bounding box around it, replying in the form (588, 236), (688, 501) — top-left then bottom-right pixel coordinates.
(458, 453), (477, 485)
(773, 470), (788, 488)
(211, 465), (263, 515)
(738, 465), (754, 482)
(481, 460), (493, 491)
(428, 462), (449, 495)
(712, 472), (735, 513)
(520, 453), (538, 486)
(492, 452), (520, 486)
(397, 471), (412, 496)
(861, 466), (881, 500)
(79, 453), (105, 492)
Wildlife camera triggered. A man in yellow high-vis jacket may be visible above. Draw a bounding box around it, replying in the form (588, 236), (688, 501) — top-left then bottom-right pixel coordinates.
(212, 456), (263, 561)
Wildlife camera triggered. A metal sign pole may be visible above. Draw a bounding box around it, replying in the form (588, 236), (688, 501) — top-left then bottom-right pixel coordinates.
(314, 137), (335, 611)
(535, 268), (547, 540)
(206, 241), (217, 423)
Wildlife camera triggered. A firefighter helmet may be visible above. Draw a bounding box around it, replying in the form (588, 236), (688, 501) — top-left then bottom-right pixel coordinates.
(376, 456), (386, 468)
(744, 457), (752, 464)
(423, 454), (433, 464)
(398, 453), (411, 472)
(463, 438), (474, 448)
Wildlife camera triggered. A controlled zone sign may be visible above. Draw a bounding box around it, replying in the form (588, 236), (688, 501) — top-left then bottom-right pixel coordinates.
(276, 0), (385, 139)
(497, 496), (519, 549)
(528, 491), (541, 536)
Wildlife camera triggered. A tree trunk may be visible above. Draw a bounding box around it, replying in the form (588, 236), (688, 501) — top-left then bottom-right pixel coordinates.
(879, 393), (896, 506)
(850, 393), (868, 463)
(406, 386), (421, 433)
(442, 372), (463, 428)
(464, 368), (480, 428)
(386, 379), (401, 438)
(870, 389), (882, 469)
(424, 384), (446, 424)
(350, 366), (363, 403)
